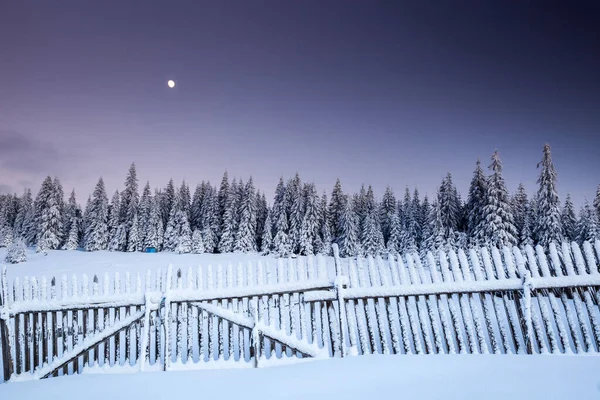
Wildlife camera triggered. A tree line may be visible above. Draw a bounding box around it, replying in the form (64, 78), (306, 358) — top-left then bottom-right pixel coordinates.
(0, 144), (599, 259)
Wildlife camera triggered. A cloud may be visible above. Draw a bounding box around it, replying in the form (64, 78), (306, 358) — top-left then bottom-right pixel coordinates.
(0, 129), (74, 174)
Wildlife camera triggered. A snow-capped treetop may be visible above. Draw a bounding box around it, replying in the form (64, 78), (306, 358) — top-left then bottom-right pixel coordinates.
(535, 144), (563, 247)
(480, 150), (517, 248)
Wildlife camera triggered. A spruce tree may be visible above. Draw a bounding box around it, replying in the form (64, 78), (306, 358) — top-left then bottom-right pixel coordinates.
(561, 193), (577, 242)
(411, 189), (423, 245)
(338, 196), (360, 257)
(138, 182), (152, 247)
(62, 189), (78, 244)
(34, 176), (63, 250)
(107, 190), (121, 248)
(299, 183), (320, 255)
(201, 185), (220, 253)
(234, 178), (258, 252)
(287, 174), (304, 253)
(127, 213), (141, 252)
(380, 186), (396, 245)
(53, 177), (65, 245)
(256, 192), (268, 251)
(481, 150), (517, 247)
(534, 144), (563, 247)
(261, 210), (273, 255)
(164, 187), (192, 252)
(218, 179), (239, 253)
(594, 184), (600, 219)
(511, 183), (528, 240)
(318, 192), (332, 256)
(84, 178), (109, 251)
(120, 163), (140, 248)
(63, 216), (79, 250)
(272, 201), (291, 257)
(217, 172), (229, 232)
(14, 189), (33, 240)
(328, 179), (345, 244)
(576, 201), (599, 244)
(191, 229), (205, 254)
(179, 181), (191, 220)
(190, 182), (205, 232)
(145, 193), (164, 250)
(466, 159), (488, 246)
(161, 179), (176, 228)
(386, 212), (402, 254)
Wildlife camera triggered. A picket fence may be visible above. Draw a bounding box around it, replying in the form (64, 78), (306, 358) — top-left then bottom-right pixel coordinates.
(1, 240), (600, 383)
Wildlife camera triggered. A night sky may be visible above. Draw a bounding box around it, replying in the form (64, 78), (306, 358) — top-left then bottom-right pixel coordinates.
(1, 1), (599, 205)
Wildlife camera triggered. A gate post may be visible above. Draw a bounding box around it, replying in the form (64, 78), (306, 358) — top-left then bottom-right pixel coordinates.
(332, 244), (348, 357)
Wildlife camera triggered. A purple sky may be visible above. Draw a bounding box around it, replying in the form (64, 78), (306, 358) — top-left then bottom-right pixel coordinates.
(1, 1), (599, 206)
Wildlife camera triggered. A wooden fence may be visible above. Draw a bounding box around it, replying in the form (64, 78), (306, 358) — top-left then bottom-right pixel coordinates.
(1, 240), (600, 383)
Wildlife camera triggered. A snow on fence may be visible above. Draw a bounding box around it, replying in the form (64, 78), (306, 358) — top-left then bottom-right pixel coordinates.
(1, 240), (600, 383)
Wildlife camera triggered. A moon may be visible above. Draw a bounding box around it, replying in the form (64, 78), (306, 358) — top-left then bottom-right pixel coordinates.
(167, 80), (176, 88)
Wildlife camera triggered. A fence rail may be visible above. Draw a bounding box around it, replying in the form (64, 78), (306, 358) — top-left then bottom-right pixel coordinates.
(1, 240), (600, 383)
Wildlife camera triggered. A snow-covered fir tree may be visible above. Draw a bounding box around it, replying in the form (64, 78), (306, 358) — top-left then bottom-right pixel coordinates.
(338, 196), (360, 257)
(438, 173), (460, 237)
(386, 212), (402, 254)
(234, 178), (258, 252)
(217, 172), (229, 234)
(328, 179), (345, 244)
(379, 186), (396, 246)
(53, 177), (65, 246)
(317, 192), (332, 256)
(423, 200), (447, 254)
(480, 150), (517, 248)
(511, 183), (528, 241)
(34, 176), (63, 250)
(410, 189), (423, 246)
(576, 201), (599, 244)
(5, 238), (26, 263)
(127, 213), (141, 252)
(561, 193), (578, 242)
(84, 178), (109, 251)
(161, 179), (176, 229)
(594, 184), (600, 220)
(218, 179), (240, 253)
(200, 184), (220, 253)
(520, 203), (535, 248)
(419, 196), (432, 256)
(190, 182), (206, 232)
(119, 163), (139, 248)
(138, 182), (152, 247)
(191, 229), (205, 254)
(63, 216), (80, 250)
(401, 187), (418, 253)
(299, 183), (320, 255)
(286, 173), (304, 254)
(14, 189), (33, 240)
(179, 180), (191, 220)
(261, 210), (273, 255)
(534, 144), (563, 247)
(360, 186), (384, 256)
(62, 190), (79, 247)
(272, 197), (291, 257)
(256, 192), (268, 252)
(107, 191), (125, 251)
(466, 159), (488, 246)
(164, 187), (193, 252)
(144, 193), (164, 250)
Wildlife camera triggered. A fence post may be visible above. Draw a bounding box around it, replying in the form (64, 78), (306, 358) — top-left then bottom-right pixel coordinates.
(251, 300), (260, 368)
(1, 266), (14, 381)
(522, 271), (534, 354)
(160, 265), (173, 372)
(332, 244), (348, 358)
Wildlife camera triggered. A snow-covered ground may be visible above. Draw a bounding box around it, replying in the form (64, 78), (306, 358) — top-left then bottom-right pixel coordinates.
(2, 355), (600, 399)
(0, 247), (284, 282)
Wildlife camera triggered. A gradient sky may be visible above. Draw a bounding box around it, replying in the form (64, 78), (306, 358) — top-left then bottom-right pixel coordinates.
(1, 1), (599, 206)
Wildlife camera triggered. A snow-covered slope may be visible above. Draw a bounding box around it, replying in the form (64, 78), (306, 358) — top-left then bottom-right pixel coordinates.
(2, 355), (599, 399)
